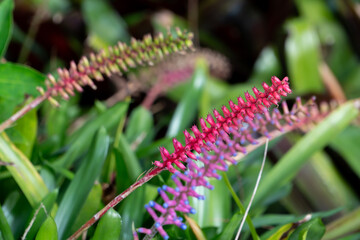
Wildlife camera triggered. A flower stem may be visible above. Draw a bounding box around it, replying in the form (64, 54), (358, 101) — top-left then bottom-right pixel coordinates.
(67, 166), (164, 240)
(0, 93), (49, 132)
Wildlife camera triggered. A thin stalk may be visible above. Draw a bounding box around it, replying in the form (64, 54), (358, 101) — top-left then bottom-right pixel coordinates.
(21, 203), (48, 240)
(67, 166), (164, 240)
(235, 139), (268, 240)
(0, 93), (49, 132)
(223, 173), (260, 240)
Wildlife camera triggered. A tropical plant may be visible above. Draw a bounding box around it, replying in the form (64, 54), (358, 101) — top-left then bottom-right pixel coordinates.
(0, 0), (359, 240)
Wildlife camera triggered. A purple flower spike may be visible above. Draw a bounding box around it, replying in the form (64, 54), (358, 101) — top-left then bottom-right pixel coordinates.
(138, 95), (331, 239)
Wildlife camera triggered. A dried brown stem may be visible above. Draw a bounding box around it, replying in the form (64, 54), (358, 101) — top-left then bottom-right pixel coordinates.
(319, 62), (347, 103)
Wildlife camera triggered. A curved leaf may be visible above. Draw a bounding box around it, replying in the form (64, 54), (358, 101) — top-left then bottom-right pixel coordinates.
(35, 216), (58, 240)
(55, 127), (110, 239)
(92, 208), (122, 240)
(0, 63), (45, 122)
(0, 132), (48, 207)
(166, 58), (208, 137)
(0, 0), (13, 57)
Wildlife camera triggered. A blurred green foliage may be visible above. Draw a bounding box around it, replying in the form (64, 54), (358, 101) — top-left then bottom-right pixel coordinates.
(0, 0), (359, 239)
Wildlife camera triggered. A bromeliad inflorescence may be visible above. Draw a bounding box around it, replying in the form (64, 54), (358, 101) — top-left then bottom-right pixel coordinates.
(36, 28), (194, 106)
(153, 76), (292, 173)
(135, 77), (337, 239)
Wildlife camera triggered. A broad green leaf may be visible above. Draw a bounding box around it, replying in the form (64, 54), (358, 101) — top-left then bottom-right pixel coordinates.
(252, 100), (359, 207)
(0, 0), (13, 57)
(23, 189), (58, 240)
(0, 63), (45, 122)
(55, 127), (110, 239)
(5, 98), (37, 158)
(52, 100), (129, 169)
(82, 0), (129, 49)
(289, 218), (325, 240)
(92, 208), (122, 240)
(167, 58), (208, 137)
(71, 184), (102, 234)
(330, 126), (360, 178)
(285, 19), (323, 94)
(125, 106), (154, 147)
(0, 132), (48, 207)
(35, 216), (58, 240)
(0, 203), (14, 240)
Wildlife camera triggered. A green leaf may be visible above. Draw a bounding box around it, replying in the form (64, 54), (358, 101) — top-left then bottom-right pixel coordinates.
(5, 98), (37, 158)
(0, 132), (48, 207)
(24, 189), (58, 240)
(55, 127), (110, 239)
(125, 106), (154, 147)
(92, 208), (122, 240)
(71, 184), (102, 234)
(119, 187), (145, 240)
(248, 46), (281, 86)
(166, 58), (208, 137)
(330, 126), (360, 178)
(35, 216), (58, 240)
(0, 63), (45, 122)
(285, 19), (323, 94)
(295, 0), (333, 23)
(0, 0), (13, 57)
(245, 208), (342, 230)
(289, 218), (325, 240)
(252, 100), (359, 207)
(216, 212), (242, 240)
(114, 134), (143, 193)
(265, 223), (295, 240)
(52, 100), (129, 169)
(82, 0), (129, 49)
(116, 135), (142, 179)
(0, 203), (14, 240)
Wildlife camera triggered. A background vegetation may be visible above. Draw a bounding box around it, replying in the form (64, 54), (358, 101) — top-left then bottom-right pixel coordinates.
(0, 0), (360, 239)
